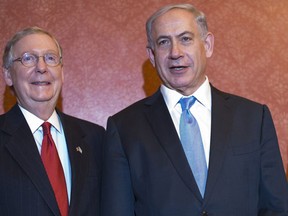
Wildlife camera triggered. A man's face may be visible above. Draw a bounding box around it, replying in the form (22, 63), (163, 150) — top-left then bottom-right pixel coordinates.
(147, 8), (214, 96)
(3, 33), (64, 113)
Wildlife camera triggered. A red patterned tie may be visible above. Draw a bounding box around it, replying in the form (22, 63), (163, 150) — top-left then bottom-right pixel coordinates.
(41, 122), (68, 216)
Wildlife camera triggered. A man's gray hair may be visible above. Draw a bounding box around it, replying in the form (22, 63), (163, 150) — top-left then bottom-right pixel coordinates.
(146, 4), (208, 49)
(2, 26), (62, 69)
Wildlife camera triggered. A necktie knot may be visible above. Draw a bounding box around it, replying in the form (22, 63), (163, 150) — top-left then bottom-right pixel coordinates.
(179, 96), (197, 124)
(42, 122), (52, 136)
(179, 96), (197, 111)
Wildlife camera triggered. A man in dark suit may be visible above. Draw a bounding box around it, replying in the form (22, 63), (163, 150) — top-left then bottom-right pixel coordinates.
(0, 27), (104, 216)
(101, 3), (288, 216)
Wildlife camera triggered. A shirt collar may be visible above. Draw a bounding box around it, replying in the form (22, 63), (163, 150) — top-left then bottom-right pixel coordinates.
(160, 76), (211, 111)
(193, 77), (212, 111)
(18, 105), (62, 134)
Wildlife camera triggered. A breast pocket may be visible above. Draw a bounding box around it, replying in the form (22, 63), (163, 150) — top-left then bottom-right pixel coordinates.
(232, 140), (260, 156)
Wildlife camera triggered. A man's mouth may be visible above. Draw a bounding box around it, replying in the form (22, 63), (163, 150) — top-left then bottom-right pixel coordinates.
(171, 66), (185, 69)
(169, 66), (188, 71)
(31, 81), (51, 85)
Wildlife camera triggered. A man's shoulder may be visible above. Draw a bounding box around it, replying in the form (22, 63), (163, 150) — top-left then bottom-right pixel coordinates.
(211, 85), (264, 108)
(112, 90), (163, 118)
(0, 105), (25, 129)
(58, 111), (105, 133)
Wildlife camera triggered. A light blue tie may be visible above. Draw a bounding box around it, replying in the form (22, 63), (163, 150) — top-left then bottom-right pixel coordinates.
(179, 96), (207, 197)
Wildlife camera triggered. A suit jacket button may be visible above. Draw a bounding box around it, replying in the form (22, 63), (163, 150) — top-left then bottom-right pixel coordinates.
(202, 211), (208, 216)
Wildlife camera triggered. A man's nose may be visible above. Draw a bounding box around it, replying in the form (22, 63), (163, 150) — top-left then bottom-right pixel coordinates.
(35, 56), (47, 73)
(169, 42), (183, 59)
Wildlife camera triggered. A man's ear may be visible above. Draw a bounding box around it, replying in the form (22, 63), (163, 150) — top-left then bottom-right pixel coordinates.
(3, 67), (13, 86)
(204, 32), (214, 58)
(146, 47), (156, 67)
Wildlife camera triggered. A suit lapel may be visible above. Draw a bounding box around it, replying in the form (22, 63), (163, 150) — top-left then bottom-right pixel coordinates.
(203, 86), (233, 203)
(144, 90), (203, 201)
(58, 113), (89, 214)
(2, 105), (60, 215)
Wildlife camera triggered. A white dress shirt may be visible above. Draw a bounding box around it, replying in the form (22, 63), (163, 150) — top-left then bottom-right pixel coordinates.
(160, 77), (212, 167)
(19, 105), (72, 202)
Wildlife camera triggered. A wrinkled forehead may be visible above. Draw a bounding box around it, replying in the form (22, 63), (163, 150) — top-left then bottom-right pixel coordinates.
(13, 33), (59, 56)
(151, 9), (199, 36)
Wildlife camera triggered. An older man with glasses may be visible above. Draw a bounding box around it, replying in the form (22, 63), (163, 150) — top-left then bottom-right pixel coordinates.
(0, 26), (104, 216)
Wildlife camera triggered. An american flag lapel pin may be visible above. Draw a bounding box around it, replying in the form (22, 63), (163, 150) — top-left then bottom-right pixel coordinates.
(76, 146), (83, 154)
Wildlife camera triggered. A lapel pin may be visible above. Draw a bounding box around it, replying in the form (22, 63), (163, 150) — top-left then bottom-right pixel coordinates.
(76, 146), (83, 154)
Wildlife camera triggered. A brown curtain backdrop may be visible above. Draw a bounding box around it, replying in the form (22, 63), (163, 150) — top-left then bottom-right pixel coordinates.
(0, 0), (287, 173)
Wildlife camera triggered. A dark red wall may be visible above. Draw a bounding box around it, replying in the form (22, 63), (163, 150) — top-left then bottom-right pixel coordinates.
(0, 0), (287, 174)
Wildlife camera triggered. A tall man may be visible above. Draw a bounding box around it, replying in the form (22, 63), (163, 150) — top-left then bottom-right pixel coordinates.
(101, 4), (288, 216)
(0, 27), (104, 216)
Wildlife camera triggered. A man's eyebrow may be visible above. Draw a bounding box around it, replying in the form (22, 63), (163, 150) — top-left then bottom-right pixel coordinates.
(156, 35), (170, 40)
(157, 31), (195, 39)
(155, 31), (196, 42)
(178, 31), (195, 38)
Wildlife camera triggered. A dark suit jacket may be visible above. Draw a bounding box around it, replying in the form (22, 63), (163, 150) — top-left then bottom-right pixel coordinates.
(0, 104), (105, 216)
(101, 86), (288, 216)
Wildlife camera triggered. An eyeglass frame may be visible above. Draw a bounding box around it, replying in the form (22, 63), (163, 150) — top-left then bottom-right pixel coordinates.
(12, 52), (62, 68)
